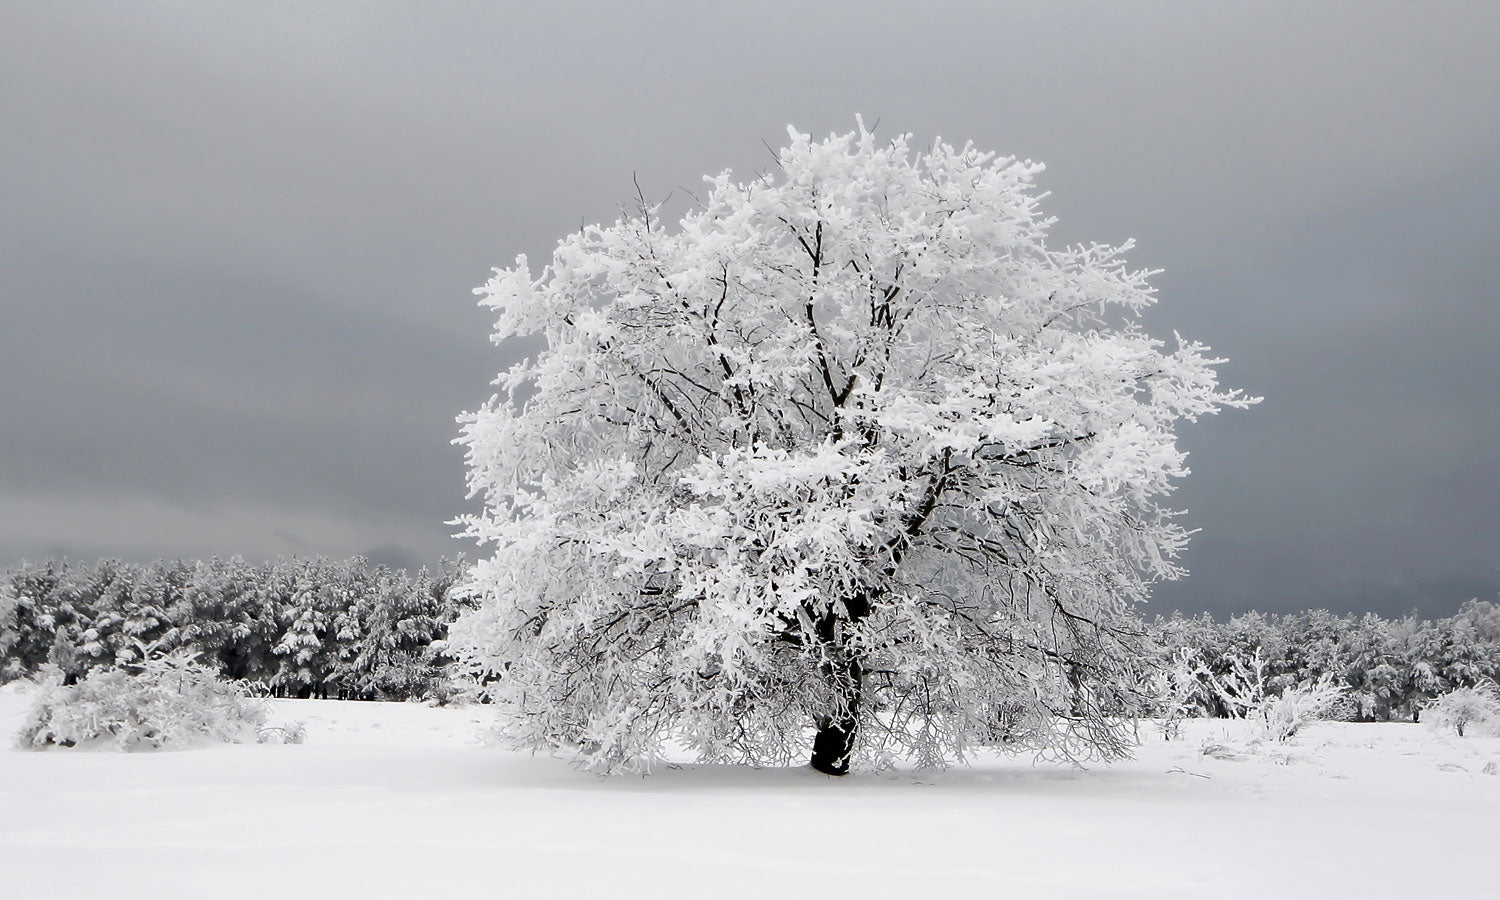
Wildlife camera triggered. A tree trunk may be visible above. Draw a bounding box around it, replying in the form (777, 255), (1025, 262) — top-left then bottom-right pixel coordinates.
(810, 655), (863, 776)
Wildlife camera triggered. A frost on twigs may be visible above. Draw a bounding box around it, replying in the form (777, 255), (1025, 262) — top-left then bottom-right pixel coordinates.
(1151, 646), (1212, 740)
(452, 120), (1255, 774)
(1191, 651), (1347, 762)
(1253, 674), (1347, 743)
(1424, 682), (1500, 738)
(256, 720), (307, 745)
(16, 645), (268, 750)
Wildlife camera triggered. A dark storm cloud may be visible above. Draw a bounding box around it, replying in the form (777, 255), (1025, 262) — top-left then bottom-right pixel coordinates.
(0, 253), (493, 563)
(3, 2), (1498, 614)
(2, 257), (487, 508)
(1149, 149), (1500, 617)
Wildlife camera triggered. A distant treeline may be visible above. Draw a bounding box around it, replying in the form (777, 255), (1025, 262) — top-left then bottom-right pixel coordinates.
(1146, 601), (1500, 722)
(0, 556), (469, 700)
(4, 556), (1497, 718)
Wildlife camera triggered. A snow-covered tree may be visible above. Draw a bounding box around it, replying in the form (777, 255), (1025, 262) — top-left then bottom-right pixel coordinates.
(1424, 682), (1500, 738)
(343, 566), (444, 700)
(453, 122), (1254, 774)
(271, 562), (336, 699)
(117, 560), (186, 663)
(40, 562), (100, 684)
(0, 578), (20, 681)
(1151, 646), (1213, 739)
(181, 556), (279, 684)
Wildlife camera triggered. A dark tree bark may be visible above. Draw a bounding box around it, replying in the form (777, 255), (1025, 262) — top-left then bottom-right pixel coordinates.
(810, 652), (863, 776)
(808, 590), (873, 775)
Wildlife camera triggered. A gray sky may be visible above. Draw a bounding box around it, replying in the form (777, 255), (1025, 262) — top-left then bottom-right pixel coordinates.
(3, 2), (1498, 617)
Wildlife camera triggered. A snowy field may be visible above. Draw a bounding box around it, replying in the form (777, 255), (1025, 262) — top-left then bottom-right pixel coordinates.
(1, 683), (1496, 899)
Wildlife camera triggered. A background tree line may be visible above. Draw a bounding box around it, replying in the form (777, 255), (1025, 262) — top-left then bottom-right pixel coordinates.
(3, 554), (1495, 720)
(0, 556), (468, 701)
(1146, 601), (1500, 723)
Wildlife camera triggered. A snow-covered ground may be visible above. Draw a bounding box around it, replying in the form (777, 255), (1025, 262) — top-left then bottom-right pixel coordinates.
(1, 682), (1495, 899)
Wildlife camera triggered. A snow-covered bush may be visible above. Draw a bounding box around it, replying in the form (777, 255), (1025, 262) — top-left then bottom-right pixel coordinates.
(16, 650), (267, 750)
(1207, 649), (1269, 719)
(1194, 669), (1345, 761)
(1151, 647), (1213, 740)
(1252, 674), (1346, 743)
(256, 719), (307, 744)
(1424, 682), (1500, 738)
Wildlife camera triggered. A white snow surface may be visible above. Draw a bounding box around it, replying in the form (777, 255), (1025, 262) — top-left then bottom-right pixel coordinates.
(2, 682), (1496, 899)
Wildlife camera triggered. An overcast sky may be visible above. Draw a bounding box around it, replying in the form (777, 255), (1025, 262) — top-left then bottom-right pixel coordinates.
(3, 2), (1498, 618)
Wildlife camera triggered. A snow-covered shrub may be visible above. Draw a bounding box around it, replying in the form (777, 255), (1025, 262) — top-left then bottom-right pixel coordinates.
(1152, 647), (1212, 740)
(1208, 649), (1269, 719)
(16, 651), (267, 750)
(1424, 682), (1500, 738)
(967, 697), (1049, 751)
(256, 719), (307, 744)
(1323, 691), (1360, 722)
(1253, 674), (1346, 743)
(1194, 673), (1345, 761)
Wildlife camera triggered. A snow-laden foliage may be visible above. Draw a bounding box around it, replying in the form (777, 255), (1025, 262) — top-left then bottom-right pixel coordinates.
(255, 719), (307, 745)
(1424, 682), (1500, 738)
(453, 121), (1254, 774)
(1253, 674), (1347, 743)
(1152, 646), (1213, 740)
(0, 579), (19, 681)
(1146, 600), (1500, 723)
(16, 649), (267, 750)
(0, 556), (469, 701)
(1152, 645), (1344, 744)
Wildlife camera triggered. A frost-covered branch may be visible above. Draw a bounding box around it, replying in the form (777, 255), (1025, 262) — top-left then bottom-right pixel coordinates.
(453, 119), (1256, 774)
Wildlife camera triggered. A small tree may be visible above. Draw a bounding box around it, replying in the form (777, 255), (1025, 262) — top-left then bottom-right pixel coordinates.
(271, 566), (334, 699)
(1424, 682), (1500, 738)
(453, 121), (1253, 774)
(1152, 646), (1213, 740)
(1254, 674), (1346, 743)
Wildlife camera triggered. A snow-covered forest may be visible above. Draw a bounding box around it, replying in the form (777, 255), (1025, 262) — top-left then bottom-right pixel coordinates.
(1150, 601), (1500, 724)
(5, 554), (1496, 726)
(0, 556), (467, 701)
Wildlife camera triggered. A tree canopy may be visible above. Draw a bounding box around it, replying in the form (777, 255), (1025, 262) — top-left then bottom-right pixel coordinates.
(453, 121), (1254, 774)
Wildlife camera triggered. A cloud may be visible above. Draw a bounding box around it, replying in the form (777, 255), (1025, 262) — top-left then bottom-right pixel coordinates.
(0, 257), (489, 559)
(1148, 149), (1500, 617)
(3, 2), (1499, 617)
(0, 489), (457, 566)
